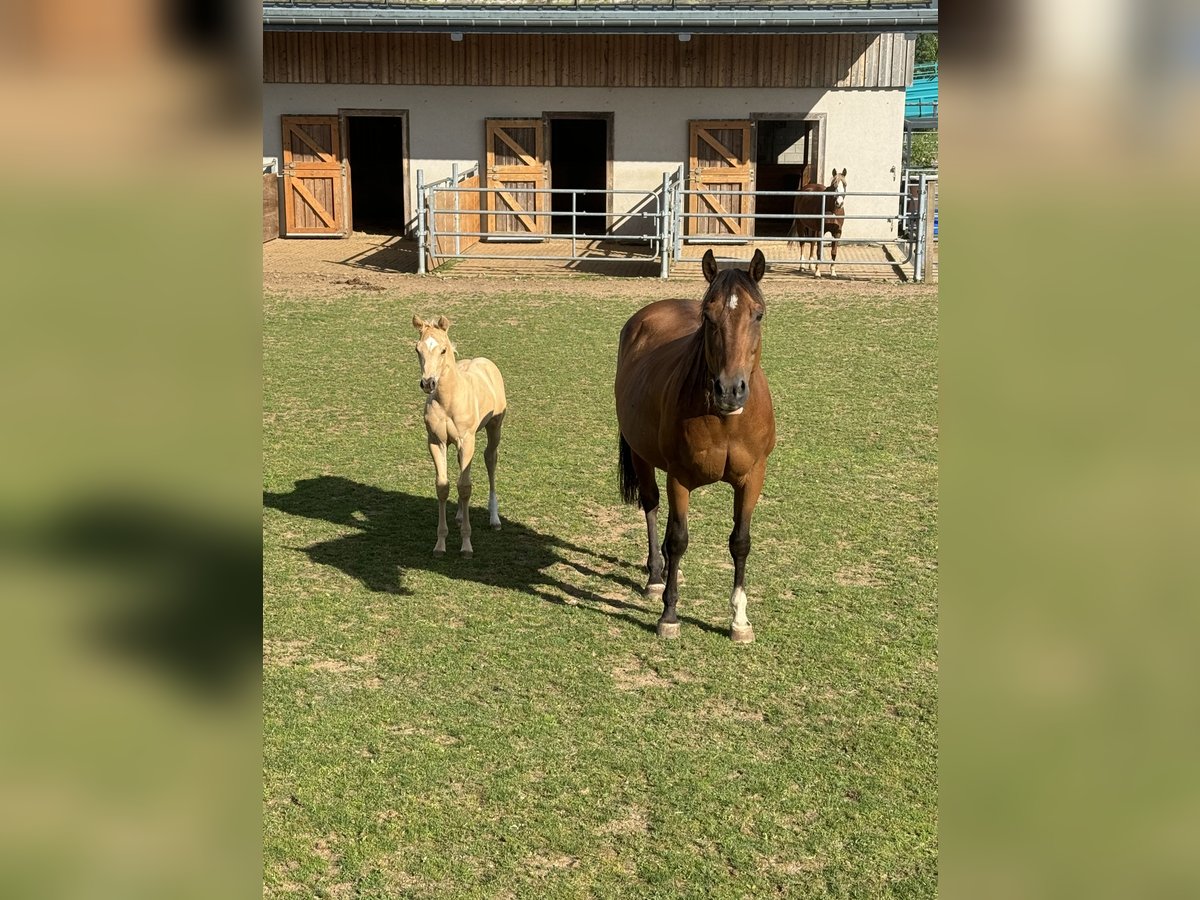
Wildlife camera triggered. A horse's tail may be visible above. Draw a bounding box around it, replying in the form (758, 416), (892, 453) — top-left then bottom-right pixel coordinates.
(618, 434), (640, 506)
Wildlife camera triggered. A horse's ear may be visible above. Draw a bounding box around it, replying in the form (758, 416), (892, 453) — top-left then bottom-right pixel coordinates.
(412, 315), (426, 331)
(831, 168), (837, 180)
(841, 168), (847, 177)
(748, 249), (766, 283)
(436, 315), (451, 331)
(702, 249), (719, 283)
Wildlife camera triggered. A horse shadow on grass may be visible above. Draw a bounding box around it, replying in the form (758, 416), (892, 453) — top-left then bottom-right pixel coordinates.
(263, 475), (726, 636)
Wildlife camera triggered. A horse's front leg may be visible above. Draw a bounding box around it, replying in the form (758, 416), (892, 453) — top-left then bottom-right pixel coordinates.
(829, 235), (839, 279)
(428, 438), (450, 556)
(728, 463), (766, 643)
(658, 473), (690, 639)
(456, 432), (477, 557)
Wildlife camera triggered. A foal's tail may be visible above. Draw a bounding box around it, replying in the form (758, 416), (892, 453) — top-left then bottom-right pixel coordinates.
(618, 434), (640, 506)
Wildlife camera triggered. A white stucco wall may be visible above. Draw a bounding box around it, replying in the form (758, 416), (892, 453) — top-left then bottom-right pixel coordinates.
(264, 85), (906, 240)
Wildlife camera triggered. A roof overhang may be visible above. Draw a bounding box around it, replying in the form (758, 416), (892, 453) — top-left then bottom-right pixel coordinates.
(262, 5), (939, 35)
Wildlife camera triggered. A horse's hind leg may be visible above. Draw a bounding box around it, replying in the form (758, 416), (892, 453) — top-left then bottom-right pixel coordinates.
(631, 452), (665, 597)
(484, 412), (504, 530)
(658, 473), (691, 639)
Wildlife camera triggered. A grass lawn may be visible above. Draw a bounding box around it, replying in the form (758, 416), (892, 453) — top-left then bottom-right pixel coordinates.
(263, 277), (938, 898)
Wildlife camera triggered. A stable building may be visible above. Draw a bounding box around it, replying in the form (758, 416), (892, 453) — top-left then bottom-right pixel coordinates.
(262, 1), (937, 245)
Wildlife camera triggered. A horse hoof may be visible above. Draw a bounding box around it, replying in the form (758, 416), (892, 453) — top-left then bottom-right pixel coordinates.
(644, 582), (666, 599)
(461, 549), (473, 559)
(730, 624), (755, 644)
(490, 521), (502, 531)
(656, 621), (680, 639)
(433, 548), (445, 557)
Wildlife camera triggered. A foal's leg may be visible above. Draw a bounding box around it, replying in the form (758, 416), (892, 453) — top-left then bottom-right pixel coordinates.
(728, 463), (766, 644)
(631, 452), (665, 596)
(456, 432), (477, 557)
(484, 413), (504, 530)
(428, 439), (450, 556)
(657, 473), (691, 639)
(829, 236), (839, 279)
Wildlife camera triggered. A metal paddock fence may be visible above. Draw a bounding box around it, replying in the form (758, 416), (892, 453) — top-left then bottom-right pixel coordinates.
(418, 167), (936, 282)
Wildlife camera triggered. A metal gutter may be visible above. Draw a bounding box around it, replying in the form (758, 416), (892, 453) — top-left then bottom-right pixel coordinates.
(262, 6), (938, 34)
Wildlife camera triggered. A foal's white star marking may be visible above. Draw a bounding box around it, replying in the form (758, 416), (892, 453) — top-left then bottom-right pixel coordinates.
(425, 336), (438, 351)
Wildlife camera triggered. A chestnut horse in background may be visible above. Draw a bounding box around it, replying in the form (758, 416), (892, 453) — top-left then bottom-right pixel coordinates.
(615, 249), (776, 642)
(788, 168), (847, 278)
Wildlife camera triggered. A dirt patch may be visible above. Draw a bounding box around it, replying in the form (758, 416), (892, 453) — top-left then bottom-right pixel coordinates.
(522, 850), (581, 876)
(834, 562), (885, 587)
(611, 658), (675, 691)
(701, 699), (767, 723)
(264, 638), (312, 667)
(264, 231), (938, 303)
(600, 805), (650, 836)
(309, 658), (356, 674)
(769, 856), (827, 875)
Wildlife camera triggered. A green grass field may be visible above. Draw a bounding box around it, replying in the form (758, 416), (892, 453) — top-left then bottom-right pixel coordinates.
(263, 278), (938, 898)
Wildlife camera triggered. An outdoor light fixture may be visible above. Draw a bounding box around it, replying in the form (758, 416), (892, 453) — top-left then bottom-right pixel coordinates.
(450, 32), (464, 42)
(678, 33), (692, 42)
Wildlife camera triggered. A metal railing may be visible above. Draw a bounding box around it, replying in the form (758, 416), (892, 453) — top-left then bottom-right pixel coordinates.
(417, 166), (935, 282)
(419, 167), (675, 278)
(672, 165), (929, 280)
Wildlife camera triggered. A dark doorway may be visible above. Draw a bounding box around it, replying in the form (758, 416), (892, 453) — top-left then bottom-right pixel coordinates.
(549, 118), (609, 236)
(754, 119), (819, 237)
(346, 115), (406, 233)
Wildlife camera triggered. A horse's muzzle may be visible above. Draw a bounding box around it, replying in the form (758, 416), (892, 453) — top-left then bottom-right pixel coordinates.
(420, 377), (437, 393)
(712, 376), (748, 415)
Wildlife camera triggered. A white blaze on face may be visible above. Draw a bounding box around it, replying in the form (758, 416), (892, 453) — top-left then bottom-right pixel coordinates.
(727, 294), (738, 310)
(835, 183), (846, 207)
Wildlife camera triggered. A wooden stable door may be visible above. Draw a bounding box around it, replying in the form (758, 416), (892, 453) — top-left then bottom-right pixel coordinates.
(281, 116), (347, 236)
(687, 120), (754, 238)
(484, 119), (548, 238)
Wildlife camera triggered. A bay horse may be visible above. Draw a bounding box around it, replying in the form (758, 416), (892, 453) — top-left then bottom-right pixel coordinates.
(615, 249), (776, 642)
(788, 168), (847, 278)
(412, 315), (507, 557)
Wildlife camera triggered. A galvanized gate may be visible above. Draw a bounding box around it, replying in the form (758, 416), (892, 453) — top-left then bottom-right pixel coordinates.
(417, 167), (935, 282)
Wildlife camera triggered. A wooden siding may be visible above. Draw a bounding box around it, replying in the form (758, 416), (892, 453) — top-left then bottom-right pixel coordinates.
(263, 33), (914, 89)
(263, 174), (279, 242)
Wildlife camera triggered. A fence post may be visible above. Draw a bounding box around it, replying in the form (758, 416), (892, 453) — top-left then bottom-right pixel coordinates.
(921, 177), (931, 283)
(659, 171), (671, 280)
(914, 173), (927, 283)
(416, 169), (427, 275)
(819, 198), (826, 269)
(570, 189), (577, 258)
(673, 165), (685, 262)
(451, 162), (461, 257)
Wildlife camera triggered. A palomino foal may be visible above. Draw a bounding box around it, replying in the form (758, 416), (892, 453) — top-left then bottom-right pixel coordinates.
(615, 250), (776, 642)
(412, 315), (507, 556)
